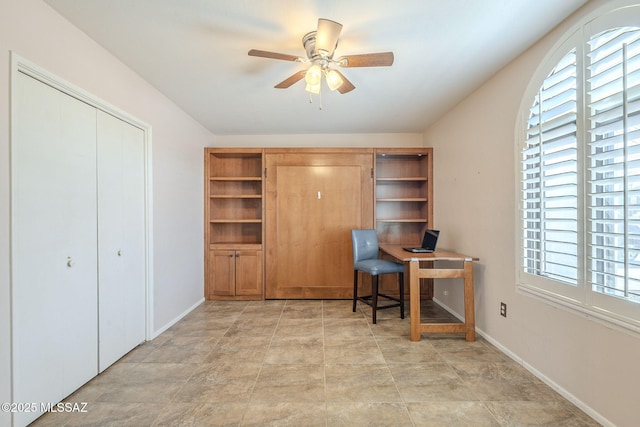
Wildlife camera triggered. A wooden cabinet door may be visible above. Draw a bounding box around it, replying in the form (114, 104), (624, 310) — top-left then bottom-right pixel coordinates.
(265, 151), (374, 299)
(235, 250), (263, 296)
(209, 250), (235, 297)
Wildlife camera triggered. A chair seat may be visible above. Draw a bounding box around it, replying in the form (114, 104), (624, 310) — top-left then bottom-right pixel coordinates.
(354, 259), (404, 276)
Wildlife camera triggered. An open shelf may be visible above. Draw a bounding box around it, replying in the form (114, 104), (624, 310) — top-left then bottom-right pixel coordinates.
(208, 152), (262, 179)
(376, 219), (429, 223)
(209, 221), (263, 244)
(210, 195), (262, 199)
(376, 177), (428, 181)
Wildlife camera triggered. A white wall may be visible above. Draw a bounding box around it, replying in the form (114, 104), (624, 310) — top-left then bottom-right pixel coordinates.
(214, 133), (424, 148)
(0, 1), (211, 423)
(424, 1), (639, 426)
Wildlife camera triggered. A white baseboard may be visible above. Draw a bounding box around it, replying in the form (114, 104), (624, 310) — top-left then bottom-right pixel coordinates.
(432, 297), (612, 427)
(150, 297), (204, 340)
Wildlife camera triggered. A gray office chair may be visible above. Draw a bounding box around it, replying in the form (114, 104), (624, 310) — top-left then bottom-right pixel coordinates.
(351, 229), (405, 323)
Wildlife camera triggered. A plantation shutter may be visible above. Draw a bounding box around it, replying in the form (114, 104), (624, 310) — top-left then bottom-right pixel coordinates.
(522, 50), (579, 285)
(586, 27), (640, 302)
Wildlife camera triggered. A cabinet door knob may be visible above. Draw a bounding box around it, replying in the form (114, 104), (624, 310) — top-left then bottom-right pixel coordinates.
(228, 254), (234, 258)
(117, 250), (122, 256)
(235, 253), (240, 257)
(66, 257), (73, 267)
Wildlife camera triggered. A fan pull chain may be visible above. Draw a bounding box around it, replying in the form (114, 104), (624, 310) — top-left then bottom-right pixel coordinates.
(308, 93), (323, 110)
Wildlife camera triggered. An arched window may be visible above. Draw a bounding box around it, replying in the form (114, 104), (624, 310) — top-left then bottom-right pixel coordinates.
(518, 3), (640, 331)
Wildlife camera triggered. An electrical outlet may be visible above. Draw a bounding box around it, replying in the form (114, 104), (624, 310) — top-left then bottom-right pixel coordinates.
(500, 302), (507, 317)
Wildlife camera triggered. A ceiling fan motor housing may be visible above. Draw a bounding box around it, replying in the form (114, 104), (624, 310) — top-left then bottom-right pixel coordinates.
(303, 31), (322, 61)
(303, 31), (337, 71)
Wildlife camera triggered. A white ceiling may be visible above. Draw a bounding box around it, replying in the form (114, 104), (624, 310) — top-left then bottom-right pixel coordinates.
(43, 0), (588, 135)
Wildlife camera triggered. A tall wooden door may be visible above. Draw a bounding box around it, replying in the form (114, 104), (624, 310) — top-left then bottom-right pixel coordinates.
(97, 110), (146, 372)
(12, 71), (99, 426)
(265, 151), (373, 298)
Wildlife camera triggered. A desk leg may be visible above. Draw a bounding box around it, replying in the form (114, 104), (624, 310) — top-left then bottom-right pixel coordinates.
(463, 260), (476, 341)
(409, 260), (421, 341)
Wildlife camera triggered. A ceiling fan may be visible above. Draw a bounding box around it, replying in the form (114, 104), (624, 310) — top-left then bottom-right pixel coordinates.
(248, 18), (394, 95)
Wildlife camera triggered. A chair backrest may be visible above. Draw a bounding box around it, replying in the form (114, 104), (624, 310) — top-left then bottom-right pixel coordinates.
(351, 229), (380, 263)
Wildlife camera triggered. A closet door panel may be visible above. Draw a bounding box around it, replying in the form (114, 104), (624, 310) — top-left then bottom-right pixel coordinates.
(120, 117), (146, 354)
(12, 72), (98, 426)
(97, 111), (146, 372)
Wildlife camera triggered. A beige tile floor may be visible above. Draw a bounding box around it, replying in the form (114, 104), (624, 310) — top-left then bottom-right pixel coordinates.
(32, 299), (600, 426)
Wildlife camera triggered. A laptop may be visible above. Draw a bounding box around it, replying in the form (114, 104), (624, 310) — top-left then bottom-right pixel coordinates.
(403, 229), (440, 253)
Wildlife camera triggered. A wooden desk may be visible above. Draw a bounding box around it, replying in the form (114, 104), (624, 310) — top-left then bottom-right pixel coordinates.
(378, 245), (479, 342)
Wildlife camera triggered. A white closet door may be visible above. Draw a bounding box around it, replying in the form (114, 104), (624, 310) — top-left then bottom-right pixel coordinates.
(97, 110), (146, 372)
(12, 72), (98, 426)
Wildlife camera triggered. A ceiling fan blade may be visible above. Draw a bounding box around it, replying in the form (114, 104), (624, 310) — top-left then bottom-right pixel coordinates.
(316, 18), (342, 57)
(248, 49), (301, 62)
(333, 70), (355, 94)
(274, 70), (307, 89)
(338, 52), (394, 67)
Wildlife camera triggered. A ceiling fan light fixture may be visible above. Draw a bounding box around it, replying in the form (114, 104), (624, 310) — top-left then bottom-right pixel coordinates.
(315, 18), (342, 57)
(305, 82), (321, 94)
(325, 69), (344, 91)
(304, 64), (322, 86)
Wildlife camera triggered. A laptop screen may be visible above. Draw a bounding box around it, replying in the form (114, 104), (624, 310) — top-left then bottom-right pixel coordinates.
(421, 229), (440, 250)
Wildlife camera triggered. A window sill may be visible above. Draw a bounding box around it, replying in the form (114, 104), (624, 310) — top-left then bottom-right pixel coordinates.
(517, 283), (640, 337)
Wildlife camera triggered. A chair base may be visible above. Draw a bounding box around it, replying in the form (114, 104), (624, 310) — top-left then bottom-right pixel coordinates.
(353, 272), (404, 324)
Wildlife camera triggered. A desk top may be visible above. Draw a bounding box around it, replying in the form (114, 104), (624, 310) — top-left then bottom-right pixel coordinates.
(379, 244), (479, 262)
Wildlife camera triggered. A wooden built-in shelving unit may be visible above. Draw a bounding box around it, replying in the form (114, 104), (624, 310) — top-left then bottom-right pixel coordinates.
(374, 147), (434, 299)
(205, 148), (264, 299)
(204, 147), (434, 301)
(374, 148), (433, 245)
